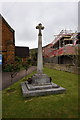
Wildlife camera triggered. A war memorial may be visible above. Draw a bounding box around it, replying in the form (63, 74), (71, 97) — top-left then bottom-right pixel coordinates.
(21, 23), (66, 97)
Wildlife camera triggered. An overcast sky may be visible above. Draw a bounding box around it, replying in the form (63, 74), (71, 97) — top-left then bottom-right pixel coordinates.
(1, 2), (78, 49)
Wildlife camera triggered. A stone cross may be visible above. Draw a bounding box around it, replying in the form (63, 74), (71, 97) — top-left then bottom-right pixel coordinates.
(36, 23), (44, 74)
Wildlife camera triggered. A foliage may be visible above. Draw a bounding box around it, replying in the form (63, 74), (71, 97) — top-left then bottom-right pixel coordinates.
(22, 62), (30, 71)
(27, 58), (32, 65)
(3, 64), (14, 72)
(3, 56), (22, 72)
(30, 49), (37, 66)
(22, 53), (37, 71)
(31, 52), (37, 65)
(3, 63), (20, 72)
(22, 57), (32, 71)
(3, 62), (21, 83)
(2, 68), (79, 118)
(15, 56), (22, 63)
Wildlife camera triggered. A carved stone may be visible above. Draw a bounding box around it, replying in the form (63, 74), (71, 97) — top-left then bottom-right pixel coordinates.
(21, 23), (66, 97)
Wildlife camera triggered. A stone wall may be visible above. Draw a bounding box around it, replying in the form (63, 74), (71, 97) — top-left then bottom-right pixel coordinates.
(44, 55), (73, 64)
(44, 56), (58, 64)
(44, 63), (80, 74)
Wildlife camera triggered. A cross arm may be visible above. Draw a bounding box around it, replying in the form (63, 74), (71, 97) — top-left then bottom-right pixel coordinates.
(36, 26), (39, 29)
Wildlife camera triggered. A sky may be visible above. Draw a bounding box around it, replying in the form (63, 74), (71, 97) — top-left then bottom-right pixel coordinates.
(0, 1), (78, 49)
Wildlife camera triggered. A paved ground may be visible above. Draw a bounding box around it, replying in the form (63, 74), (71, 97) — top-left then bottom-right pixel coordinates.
(1, 66), (36, 90)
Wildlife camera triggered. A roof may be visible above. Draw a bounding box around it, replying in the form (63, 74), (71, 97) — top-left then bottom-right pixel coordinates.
(15, 46), (29, 58)
(0, 14), (14, 32)
(51, 30), (73, 45)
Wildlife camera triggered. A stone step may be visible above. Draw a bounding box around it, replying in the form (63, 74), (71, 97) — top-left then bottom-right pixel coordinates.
(21, 82), (66, 97)
(21, 82), (29, 97)
(25, 81), (59, 91)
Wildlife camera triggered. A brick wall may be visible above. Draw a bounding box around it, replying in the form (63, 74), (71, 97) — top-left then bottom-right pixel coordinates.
(0, 17), (15, 64)
(6, 44), (15, 64)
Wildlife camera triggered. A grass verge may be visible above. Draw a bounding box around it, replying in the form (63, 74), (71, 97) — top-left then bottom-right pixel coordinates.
(2, 68), (79, 118)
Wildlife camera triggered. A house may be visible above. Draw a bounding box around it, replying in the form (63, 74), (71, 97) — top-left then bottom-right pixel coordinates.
(43, 30), (80, 64)
(0, 14), (15, 65)
(0, 14), (29, 65)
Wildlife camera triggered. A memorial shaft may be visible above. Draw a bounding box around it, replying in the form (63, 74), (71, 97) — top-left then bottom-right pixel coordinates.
(36, 23), (44, 74)
(37, 35), (43, 74)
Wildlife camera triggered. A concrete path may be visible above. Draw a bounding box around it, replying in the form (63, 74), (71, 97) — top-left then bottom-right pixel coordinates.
(1, 66), (36, 90)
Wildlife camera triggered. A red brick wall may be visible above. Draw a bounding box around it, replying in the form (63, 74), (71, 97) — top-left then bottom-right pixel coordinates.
(6, 44), (15, 64)
(0, 17), (15, 64)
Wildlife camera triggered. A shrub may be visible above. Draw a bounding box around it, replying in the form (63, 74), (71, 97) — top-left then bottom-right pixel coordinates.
(22, 62), (30, 71)
(4, 63), (21, 83)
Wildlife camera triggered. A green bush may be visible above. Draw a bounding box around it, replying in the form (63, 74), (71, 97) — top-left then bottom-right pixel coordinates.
(3, 63), (21, 83)
(4, 63), (20, 72)
(15, 56), (22, 63)
(22, 62), (30, 71)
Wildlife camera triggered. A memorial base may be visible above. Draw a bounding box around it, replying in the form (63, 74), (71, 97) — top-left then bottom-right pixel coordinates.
(21, 73), (66, 97)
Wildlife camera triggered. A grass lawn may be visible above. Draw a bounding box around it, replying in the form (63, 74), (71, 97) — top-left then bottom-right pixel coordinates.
(2, 68), (79, 118)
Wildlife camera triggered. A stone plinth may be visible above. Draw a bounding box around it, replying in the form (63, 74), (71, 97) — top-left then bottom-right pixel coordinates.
(31, 73), (50, 85)
(21, 74), (66, 97)
(21, 81), (66, 97)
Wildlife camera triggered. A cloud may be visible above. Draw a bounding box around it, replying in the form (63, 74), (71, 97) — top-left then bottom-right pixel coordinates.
(1, 2), (78, 48)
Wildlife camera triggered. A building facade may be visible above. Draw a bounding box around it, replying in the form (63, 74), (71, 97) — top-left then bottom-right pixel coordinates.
(0, 14), (29, 66)
(43, 30), (80, 64)
(15, 46), (29, 62)
(0, 14), (15, 65)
